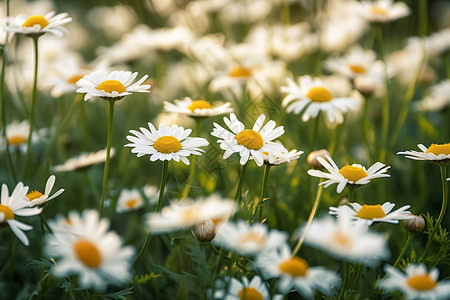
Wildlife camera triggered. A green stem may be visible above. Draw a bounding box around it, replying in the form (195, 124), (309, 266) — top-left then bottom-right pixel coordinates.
(234, 163), (248, 204)
(328, 123), (341, 155)
(347, 186), (355, 204)
(393, 232), (413, 268)
(309, 113), (320, 154)
(258, 164), (271, 223)
(337, 262), (350, 300)
(100, 99), (115, 214)
(361, 97), (373, 162)
(422, 165), (448, 260)
(280, 0), (290, 24)
(39, 213), (53, 234)
(181, 118), (200, 199)
(418, 0), (428, 37)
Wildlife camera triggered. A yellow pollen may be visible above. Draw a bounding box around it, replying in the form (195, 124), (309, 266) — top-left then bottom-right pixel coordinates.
(22, 15), (49, 29)
(306, 86), (333, 102)
(333, 232), (354, 248)
(153, 136), (182, 154)
(238, 287), (264, 300)
(356, 204), (386, 219)
(235, 130), (264, 150)
(407, 274), (437, 291)
(73, 239), (102, 268)
(0, 204), (14, 221)
(228, 66), (252, 78)
(238, 232), (267, 246)
(97, 80), (126, 94)
(369, 6), (388, 16)
(349, 64), (367, 74)
(279, 257), (309, 277)
(426, 143), (450, 156)
(125, 198), (139, 209)
(7, 135), (27, 146)
(67, 75), (84, 85)
(26, 190), (44, 201)
(187, 100), (212, 112)
(339, 165), (368, 182)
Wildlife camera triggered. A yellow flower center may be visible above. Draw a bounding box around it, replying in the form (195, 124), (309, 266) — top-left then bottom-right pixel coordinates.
(73, 239), (102, 268)
(356, 204), (386, 219)
(67, 75), (85, 85)
(407, 274), (437, 291)
(235, 130), (264, 150)
(26, 190), (44, 201)
(338, 165), (368, 182)
(97, 80), (126, 94)
(369, 6), (388, 16)
(238, 287), (263, 300)
(7, 135), (27, 146)
(125, 198), (139, 209)
(306, 86), (333, 102)
(228, 66), (252, 78)
(0, 204), (14, 221)
(237, 232), (267, 246)
(333, 232), (354, 248)
(153, 136), (182, 154)
(349, 64), (367, 74)
(22, 15), (49, 29)
(187, 100), (212, 112)
(426, 143), (450, 156)
(279, 257), (309, 277)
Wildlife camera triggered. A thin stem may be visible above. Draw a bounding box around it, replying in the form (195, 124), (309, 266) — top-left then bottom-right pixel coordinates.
(328, 123), (341, 155)
(258, 164), (271, 223)
(361, 97), (373, 162)
(422, 165), (448, 260)
(39, 213), (53, 234)
(418, 0), (428, 37)
(234, 163), (248, 204)
(100, 99), (115, 214)
(280, 0), (290, 24)
(308, 114), (320, 154)
(347, 186), (355, 204)
(393, 233), (413, 268)
(133, 231), (153, 268)
(337, 262), (350, 300)
(181, 118), (200, 199)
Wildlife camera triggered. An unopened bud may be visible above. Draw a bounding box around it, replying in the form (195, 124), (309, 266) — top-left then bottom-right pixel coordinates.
(192, 219), (216, 242)
(307, 149), (331, 169)
(403, 214), (425, 233)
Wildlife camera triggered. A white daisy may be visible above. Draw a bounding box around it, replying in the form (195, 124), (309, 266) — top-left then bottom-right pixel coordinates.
(281, 75), (361, 125)
(307, 154), (391, 194)
(378, 264), (450, 300)
(211, 113), (287, 167)
(3, 120), (40, 153)
(300, 217), (390, 266)
(254, 243), (341, 297)
(414, 80), (450, 112)
(45, 210), (135, 290)
(76, 70), (150, 101)
(3, 11), (72, 37)
(329, 202), (413, 225)
(0, 182), (42, 246)
(52, 148), (116, 172)
(213, 276), (282, 300)
(397, 143), (450, 163)
(25, 175), (64, 208)
(163, 97), (233, 118)
(147, 194), (237, 234)
(125, 123), (208, 165)
(213, 220), (288, 256)
(261, 148), (304, 166)
(350, 0), (411, 23)
(115, 188), (144, 213)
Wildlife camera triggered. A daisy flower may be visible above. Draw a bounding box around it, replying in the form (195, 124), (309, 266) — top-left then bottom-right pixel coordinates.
(0, 182), (42, 246)
(163, 97), (233, 118)
(378, 264), (450, 300)
(397, 143), (450, 164)
(213, 276), (282, 300)
(329, 202), (413, 225)
(3, 11), (72, 37)
(281, 75), (361, 125)
(211, 113), (287, 167)
(115, 188), (144, 213)
(125, 123), (208, 165)
(3, 120), (39, 153)
(307, 154), (390, 194)
(76, 70), (150, 101)
(254, 243), (341, 297)
(300, 217), (390, 266)
(45, 210), (135, 290)
(25, 175), (65, 208)
(261, 148), (304, 166)
(147, 194), (237, 234)
(213, 220), (288, 255)
(414, 80), (450, 112)
(52, 148), (116, 172)
(351, 0), (411, 23)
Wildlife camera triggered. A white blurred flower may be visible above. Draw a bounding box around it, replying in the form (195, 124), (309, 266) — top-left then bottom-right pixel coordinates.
(163, 97), (233, 118)
(116, 188), (144, 213)
(52, 148), (116, 172)
(350, 0), (411, 23)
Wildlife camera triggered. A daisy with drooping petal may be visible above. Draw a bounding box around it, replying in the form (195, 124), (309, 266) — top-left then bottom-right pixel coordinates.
(378, 264), (450, 300)
(211, 113), (287, 167)
(329, 202), (412, 225)
(163, 97), (233, 118)
(213, 276), (282, 300)
(0, 182), (42, 246)
(25, 175), (64, 208)
(213, 220), (288, 256)
(76, 70), (150, 101)
(255, 243), (341, 297)
(115, 188), (144, 213)
(45, 210), (135, 290)
(261, 148), (304, 166)
(350, 0), (411, 23)
(125, 123), (208, 165)
(397, 143), (450, 164)
(52, 148), (116, 172)
(3, 11), (72, 37)
(281, 75), (361, 125)
(307, 154), (390, 193)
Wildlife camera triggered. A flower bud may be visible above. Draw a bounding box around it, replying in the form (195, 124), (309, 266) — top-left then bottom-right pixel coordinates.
(402, 214), (425, 233)
(192, 219), (216, 242)
(307, 149), (331, 169)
